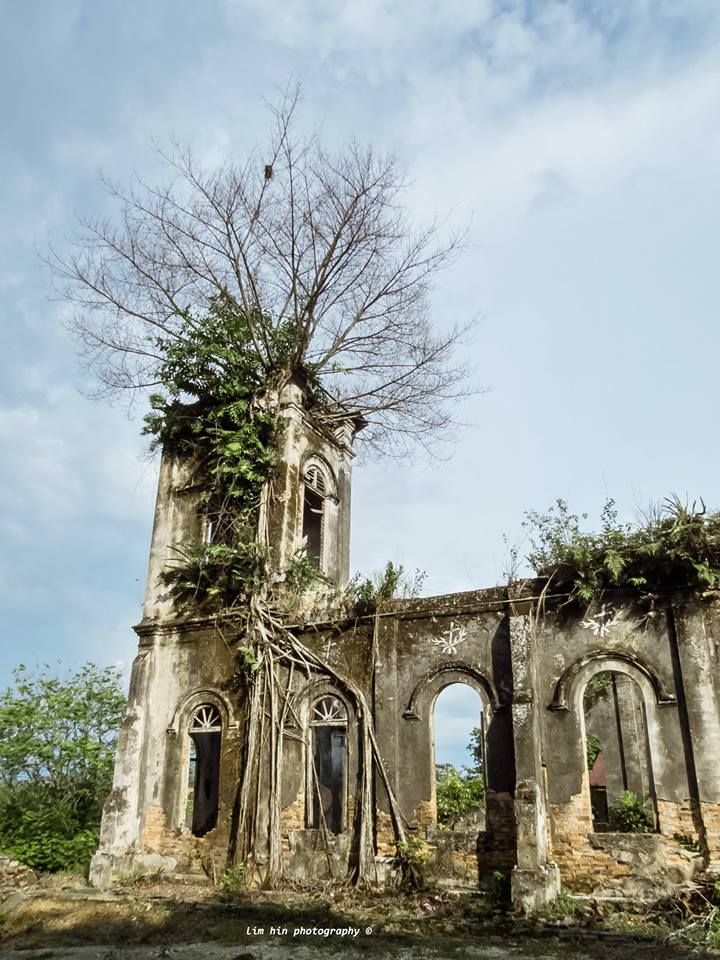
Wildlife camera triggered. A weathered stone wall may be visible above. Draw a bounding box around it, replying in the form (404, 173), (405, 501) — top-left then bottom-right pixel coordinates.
(91, 618), (242, 885)
(550, 781), (701, 897)
(0, 857), (37, 895)
(371, 591), (517, 885)
(536, 592), (720, 894)
(92, 384), (362, 886)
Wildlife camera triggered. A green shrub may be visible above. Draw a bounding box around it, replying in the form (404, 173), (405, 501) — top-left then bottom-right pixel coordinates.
(584, 672), (612, 706)
(0, 663), (126, 872)
(221, 863), (246, 896)
(486, 869), (511, 904)
(608, 790), (654, 833)
(547, 892), (586, 918)
(352, 562), (426, 614)
(3, 819), (98, 873)
(395, 836), (432, 888)
(523, 495), (720, 604)
(585, 733), (602, 770)
(435, 764), (484, 826)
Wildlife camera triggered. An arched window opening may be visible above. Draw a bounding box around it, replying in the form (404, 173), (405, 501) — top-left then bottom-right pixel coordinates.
(307, 695), (347, 833)
(433, 683), (486, 829)
(583, 671), (656, 833)
(186, 704), (222, 837)
(302, 463), (328, 569)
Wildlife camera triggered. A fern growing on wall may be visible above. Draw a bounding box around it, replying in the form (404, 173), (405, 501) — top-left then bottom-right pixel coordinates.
(523, 496), (720, 605)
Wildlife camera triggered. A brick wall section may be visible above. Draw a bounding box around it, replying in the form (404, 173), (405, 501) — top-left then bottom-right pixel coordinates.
(477, 792), (517, 876)
(376, 801), (434, 855)
(550, 786), (631, 892)
(700, 801), (720, 861)
(0, 857), (37, 892)
(376, 810), (396, 856)
(414, 800), (435, 829)
(656, 798), (700, 842)
(281, 793), (305, 833)
(280, 791), (358, 837)
(550, 784), (703, 893)
(140, 802), (233, 878)
(142, 804), (168, 852)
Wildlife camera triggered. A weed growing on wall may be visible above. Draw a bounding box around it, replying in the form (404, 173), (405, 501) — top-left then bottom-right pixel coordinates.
(524, 496), (720, 605)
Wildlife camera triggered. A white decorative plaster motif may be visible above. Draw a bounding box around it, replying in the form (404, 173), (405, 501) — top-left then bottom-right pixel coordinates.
(429, 621), (467, 655)
(512, 702), (532, 726)
(510, 615), (530, 660)
(581, 604), (622, 638)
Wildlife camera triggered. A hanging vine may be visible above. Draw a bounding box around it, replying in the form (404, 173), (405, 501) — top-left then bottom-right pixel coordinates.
(144, 297), (407, 886)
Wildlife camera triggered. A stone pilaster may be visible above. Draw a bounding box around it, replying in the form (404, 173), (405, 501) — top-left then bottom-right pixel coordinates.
(89, 651), (153, 887)
(670, 600), (720, 869)
(508, 604), (560, 912)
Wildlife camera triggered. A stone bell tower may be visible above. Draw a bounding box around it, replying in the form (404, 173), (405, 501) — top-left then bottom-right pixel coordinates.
(90, 378), (362, 886)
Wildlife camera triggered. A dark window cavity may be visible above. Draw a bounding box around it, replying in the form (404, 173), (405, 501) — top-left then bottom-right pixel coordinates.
(308, 695), (347, 834)
(302, 464), (327, 569)
(186, 704), (222, 837)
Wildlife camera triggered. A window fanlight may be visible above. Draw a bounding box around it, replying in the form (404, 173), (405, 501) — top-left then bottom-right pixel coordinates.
(188, 704), (222, 732)
(304, 463), (327, 495)
(311, 696), (347, 724)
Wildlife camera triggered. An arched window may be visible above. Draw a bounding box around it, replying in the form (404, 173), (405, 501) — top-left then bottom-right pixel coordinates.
(433, 683), (486, 828)
(582, 671), (656, 832)
(307, 695), (347, 833)
(302, 462), (330, 570)
(186, 704), (222, 837)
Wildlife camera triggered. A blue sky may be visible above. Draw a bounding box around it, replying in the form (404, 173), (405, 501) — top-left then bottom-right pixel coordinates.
(1, 2), (720, 765)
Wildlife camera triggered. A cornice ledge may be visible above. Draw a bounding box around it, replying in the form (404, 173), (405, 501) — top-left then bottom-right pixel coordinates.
(133, 612), (245, 639)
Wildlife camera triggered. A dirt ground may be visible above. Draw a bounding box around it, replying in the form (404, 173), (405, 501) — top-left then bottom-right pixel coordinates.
(0, 876), (716, 960)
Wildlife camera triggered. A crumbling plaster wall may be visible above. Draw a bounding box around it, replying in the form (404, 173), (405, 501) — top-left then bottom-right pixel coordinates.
(91, 620), (242, 885)
(536, 593), (720, 894)
(369, 587), (720, 899)
(671, 597), (720, 868)
(277, 624), (371, 880)
(92, 384), (361, 887)
(141, 452), (205, 623)
(372, 590), (517, 879)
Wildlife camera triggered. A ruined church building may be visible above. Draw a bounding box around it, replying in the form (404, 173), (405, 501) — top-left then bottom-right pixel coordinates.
(92, 381), (720, 910)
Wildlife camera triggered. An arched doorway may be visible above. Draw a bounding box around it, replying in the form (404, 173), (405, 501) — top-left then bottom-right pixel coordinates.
(433, 683), (486, 829)
(582, 670), (657, 832)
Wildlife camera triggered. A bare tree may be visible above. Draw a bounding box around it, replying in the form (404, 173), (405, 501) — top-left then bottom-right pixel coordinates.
(48, 87), (475, 457)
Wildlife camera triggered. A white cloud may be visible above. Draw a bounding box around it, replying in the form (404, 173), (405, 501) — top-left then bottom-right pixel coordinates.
(0, 373), (156, 539)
